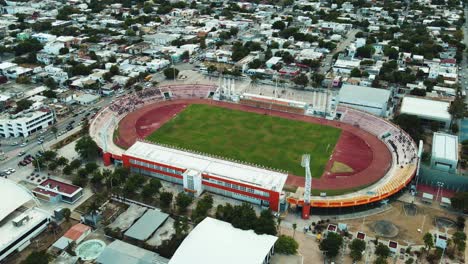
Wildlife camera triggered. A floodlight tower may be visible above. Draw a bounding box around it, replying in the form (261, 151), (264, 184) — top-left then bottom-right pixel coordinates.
(301, 154), (312, 219)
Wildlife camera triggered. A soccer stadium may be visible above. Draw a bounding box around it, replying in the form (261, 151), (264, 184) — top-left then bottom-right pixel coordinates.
(90, 83), (419, 215)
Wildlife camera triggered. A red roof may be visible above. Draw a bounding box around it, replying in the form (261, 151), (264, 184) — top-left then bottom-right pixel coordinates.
(33, 187), (59, 197)
(39, 179), (81, 195)
(441, 58), (456, 64)
(64, 223), (91, 241)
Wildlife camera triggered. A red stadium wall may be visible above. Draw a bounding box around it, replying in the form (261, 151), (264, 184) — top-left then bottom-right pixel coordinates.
(121, 154), (281, 211)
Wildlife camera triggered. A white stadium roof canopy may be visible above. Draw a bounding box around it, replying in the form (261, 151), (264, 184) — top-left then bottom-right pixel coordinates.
(0, 178), (33, 221)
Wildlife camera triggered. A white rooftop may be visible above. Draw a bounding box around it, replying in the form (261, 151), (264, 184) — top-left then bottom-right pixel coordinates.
(432, 132), (458, 162)
(169, 217), (278, 264)
(338, 84), (391, 108)
(400, 96), (451, 121)
(124, 141), (288, 191)
(0, 208), (49, 251)
(0, 178), (33, 221)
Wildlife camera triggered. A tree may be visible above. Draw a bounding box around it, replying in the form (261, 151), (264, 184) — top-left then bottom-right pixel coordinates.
(199, 38), (206, 49)
(85, 162), (98, 173)
(356, 45), (375, 58)
(374, 256), (388, 264)
(392, 114), (424, 142)
(21, 251), (50, 264)
(62, 208), (71, 222)
(349, 238), (366, 261)
(410, 88), (426, 96)
(70, 64), (91, 76)
(16, 76), (31, 84)
(51, 126), (58, 139)
(350, 67), (362, 77)
(248, 59), (263, 69)
(181, 51), (190, 61)
(44, 78), (58, 89)
(207, 65), (217, 74)
(375, 243), (391, 258)
(272, 21), (286, 30)
(42, 89), (57, 99)
(452, 123), (459, 134)
(450, 192), (468, 211)
(191, 194), (214, 224)
(449, 95), (467, 120)
(160, 191), (173, 209)
(15, 99), (32, 113)
(423, 232), (434, 250)
(163, 67), (179, 79)
(254, 209), (277, 235)
(292, 73), (308, 88)
(275, 235), (298, 254)
(109, 65), (120, 76)
(75, 136), (99, 160)
(176, 192), (193, 213)
(452, 231), (467, 252)
(319, 232), (343, 259)
(56, 156), (69, 167)
(59, 47), (69, 55)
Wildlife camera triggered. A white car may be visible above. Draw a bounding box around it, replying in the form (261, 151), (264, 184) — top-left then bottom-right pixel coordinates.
(8, 168), (15, 173)
(20, 142), (27, 147)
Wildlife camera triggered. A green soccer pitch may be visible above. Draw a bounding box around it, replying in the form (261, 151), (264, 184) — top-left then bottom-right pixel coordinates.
(146, 104), (342, 177)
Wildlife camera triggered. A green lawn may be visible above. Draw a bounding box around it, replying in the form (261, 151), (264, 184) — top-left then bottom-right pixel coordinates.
(146, 104), (341, 177)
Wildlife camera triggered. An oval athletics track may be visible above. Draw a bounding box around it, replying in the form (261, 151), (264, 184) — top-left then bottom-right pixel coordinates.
(114, 99), (392, 192)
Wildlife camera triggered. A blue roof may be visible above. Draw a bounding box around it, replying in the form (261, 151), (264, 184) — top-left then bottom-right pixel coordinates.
(124, 209), (169, 241)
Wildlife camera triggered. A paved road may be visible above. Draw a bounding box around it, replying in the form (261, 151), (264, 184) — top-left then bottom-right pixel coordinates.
(462, 7), (468, 104)
(0, 95), (118, 172)
(318, 28), (361, 75)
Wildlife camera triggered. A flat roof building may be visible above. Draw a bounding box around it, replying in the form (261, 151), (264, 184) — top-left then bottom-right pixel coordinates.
(33, 178), (83, 204)
(97, 240), (168, 264)
(0, 178), (50, 262)
(400, 96), (452, 130)
(169, 217), (278, 264)
(122, 141), (287, 211)
(431, 132), (458, 173)
(124, 209), (169, 241)
(338, 84), (391, 117)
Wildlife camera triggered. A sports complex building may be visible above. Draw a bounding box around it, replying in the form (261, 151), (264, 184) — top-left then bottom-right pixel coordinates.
(0, 178), (50, 262)
(90, 83), (419, 213)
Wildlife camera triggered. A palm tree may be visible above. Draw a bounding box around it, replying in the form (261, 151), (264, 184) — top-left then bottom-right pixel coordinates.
(292, 223), (297, 238)
(87, 201), (100, 227)
(277, 218), (282, 235)
(51, 126), (58, 139)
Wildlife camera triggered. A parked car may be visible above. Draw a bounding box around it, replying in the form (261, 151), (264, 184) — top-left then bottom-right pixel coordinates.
(20, 142), (27, 147)
(18, 151), (26, 156)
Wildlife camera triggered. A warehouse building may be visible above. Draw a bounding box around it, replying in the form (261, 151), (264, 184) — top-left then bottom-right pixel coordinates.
(0, 178), (50, 262)
(400, 96), (452, 130)
(169, 217), (278, 264)
(337, 84), (391, 117)
(431, 132), (458, 173)
(122, 141), (288, 212)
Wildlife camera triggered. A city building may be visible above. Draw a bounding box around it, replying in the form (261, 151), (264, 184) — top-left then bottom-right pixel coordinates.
(169, 217), (278, 264)
(32, 178), (84, 204)
(97, 240), (168, 264)
(124, 209), (169, 241)
(337, 84), (391, 117)
(0, 178), (50, 262)
(400, 96), (452, 130)
(63, 223), (92, 244)
(0, 108), (55, 138)
(121, 141), (287, 211)
(431, 132), (458, 173)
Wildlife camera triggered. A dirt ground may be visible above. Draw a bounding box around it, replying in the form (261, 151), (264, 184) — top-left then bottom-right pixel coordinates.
(342, 202), (456, 246)
(4, 219), (79, 264)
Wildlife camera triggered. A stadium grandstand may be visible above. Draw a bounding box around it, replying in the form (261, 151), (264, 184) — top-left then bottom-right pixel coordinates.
(0, 178), (50, 262)
(90, 83), (418, 213)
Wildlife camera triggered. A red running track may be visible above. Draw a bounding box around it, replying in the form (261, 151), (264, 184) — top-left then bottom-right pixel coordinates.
(115, 99), (392, 191)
